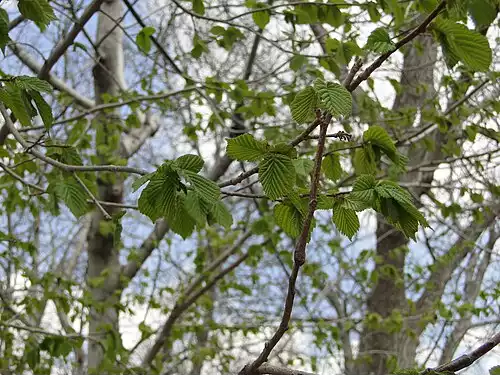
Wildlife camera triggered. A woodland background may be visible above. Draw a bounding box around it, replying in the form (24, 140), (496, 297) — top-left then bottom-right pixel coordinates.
(0, 0), (499, 375)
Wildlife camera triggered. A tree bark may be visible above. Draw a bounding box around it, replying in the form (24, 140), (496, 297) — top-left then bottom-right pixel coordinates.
(86, 0), (124, 371)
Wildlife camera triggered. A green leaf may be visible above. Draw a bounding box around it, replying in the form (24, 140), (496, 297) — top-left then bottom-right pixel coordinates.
(191, 33), (209, 58)
(364, 125), (397, 156)
(332, 205), (359, 239)
(132, 173), (154, 192)
(259, 153), (296, 200)
(0, 8), (10, 54)
(290, 55), (307, 71)
(314, 78), (352, 117)
(274, 203), (303, 238)
(0, 85), (32, 126)
(434, 19), (492, 71)
(182, 170), (220, 205)
(185, 190), (207, 226)
(366, 28), (396, 53)
(322, 153), (342, 181)
(18, 0), (56, 31)
(293, 158), (314, 178)
(489, 366), (500, 375)
(226, 134), (268, 161)
(138, 167), (180, 222)
(252, 6), (270, 29)
(210, 201), (233, 229)
(193, 0), (205, 15)
(50, 177), (90, 218)
(175, 154), (204, 173)
(136, 26), (155, 54)
(351, 174), (376, 203)
(468, 0), (497, 27)
(353, 146), (377, 175)
(167, 194), (196, 238)
(29, 90), (53, 129)
(14, 76), (52, 92)
(319, 5), (343, 27)
(290, 87), (317, 124)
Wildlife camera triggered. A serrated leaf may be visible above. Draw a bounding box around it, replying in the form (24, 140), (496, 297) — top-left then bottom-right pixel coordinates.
(290, 55), (307, 71)
(185, 190), (207, 226)
(434, 19), (492, 71)
(167, 194), (196, 238)
(252, 6), (270, 29)
(364, 125), (397, 157)
(51, 177), (89, 218)
(132, 173), (154, 192)
(29, 90), (53, 129)
(182, 170), (220, 205)
(0, 85), (32, 126)
(332, 205), (359, 239)
(350, 174), (376, 203)
(138, 170), (180, 222)
(353, 146), (377, 175)
(366, 28), (396, 53)
(322, 153), (342, 181)
(14, 76), (52, 92)
(290, 86), (317, 124)
(210, 201), (233, 229)
(226, 134), (268, 161)
(136, 26), (155, 54)
(314, 78), (352, 117)
(193, 0), (205, 15)
(259, 153), (296, 200)
(0, 8), (10, 54)
(270, 143), (297, 158)
(18, 0), (56, 31)
(293, 158), (314, 178)
(175, 154), (204, 172)
(468, 0), (497, 27)
(274, 203), (303, 238)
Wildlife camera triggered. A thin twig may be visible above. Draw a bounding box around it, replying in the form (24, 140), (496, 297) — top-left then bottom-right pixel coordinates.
(240, 114), (330, 374)
(73, 173), (111, 219)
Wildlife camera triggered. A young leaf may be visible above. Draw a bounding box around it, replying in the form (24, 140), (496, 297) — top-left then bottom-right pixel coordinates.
(332, 205), (360, 239)
(132, 173), (154, 192)
(17, 0), (56, 31)
(489, 366), (500, 375)
(274, 203), (303, 238)
(363, 126), (397, 156)
(351, 174), (376, 203)
(366, 28), (396, 54)
(259, 153), (296, 200)
(293, 158), (314, 178)
(138, 170), (180, 222)
(290, 86), (317, 124)
(433, 19), (492, 71)
(175, 154), (204, 173)
(210, 201), (233, 229)
(0, 85), (33, 127)
(353, 146), (377, 175)
(193, 0), (205, 15)
(14, 76), (52, 92)
(166, 194), (196, 239)
(314, 78), (352, 117)
(322, 153), (342, 181)
(50, 177), (90, 218)
(0, 8), (10, 54)
(30, 91), (53, 129)
(226, 134), (268, 161)
(468, 0), (497, 27)
(136, 26), (155, 54)
(252, 5), (270, 29)
(182, 170), (220, 205)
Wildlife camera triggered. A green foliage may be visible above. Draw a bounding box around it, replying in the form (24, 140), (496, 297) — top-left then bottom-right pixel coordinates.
(48, 176), (90, 218)
(433, 19), (492, 71)
(259, 153), (296, 200)
(322, 153), (343, 182)
(290, 87), (318, 124)
(136, 26), (156, 54)
(490, 366), (500, 375)
(251, 3), (271, 29)
(314, 78), (353, 117)
(274, 202), (303, 238)
(0, 8), (9, 54)
(17, 0), (56, 31)
(332, 204), (360, 239)
(226, 134), (269, 161)
(366, 28), (396, 54)
(192, 0), (205, 15)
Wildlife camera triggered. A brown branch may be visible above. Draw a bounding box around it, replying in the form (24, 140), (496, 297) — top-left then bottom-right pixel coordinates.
(239, 115), (330, 375)
(425, 331), (500, 374)
(256, 364), (318, 375)
(347, 0), (447, 92)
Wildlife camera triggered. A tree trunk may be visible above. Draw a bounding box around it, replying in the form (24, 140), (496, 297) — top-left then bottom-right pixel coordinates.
(86, 0), (124, 371)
